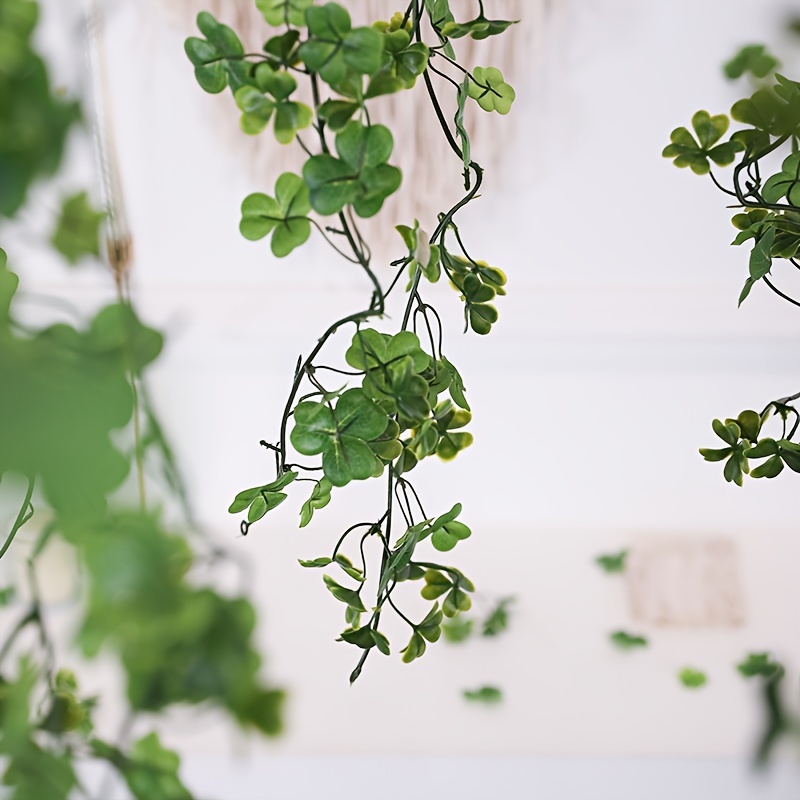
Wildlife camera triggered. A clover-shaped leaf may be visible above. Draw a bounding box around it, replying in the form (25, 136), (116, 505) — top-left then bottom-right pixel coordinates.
(234, 86), (275, 135)
(367, 29), (429, 93)
(256, 0), (312, 27)
(737, 652), (783, 679)
(185, 12), (245, 94)
(441, 14), (518, 41)
(290, 388), (388, 486)
(761, 152), (800, 205)
(235, 64), (312, 142)
(51, 191), (105, 264)
(442, 247), (506, 334)
(428, 503), (471, 552)
(466, 66), (515, 114)
(298, 3), (384, 85)
(700, 411), (765, 485)
(345, 328), (432, 420)
(433, 400), (472, 460)
(239, 173), (311, 257)
(724, 44), (780, 80)
(662, 111), (744, 175)
(731, 83), (800, 137)
(303, 121), (401, 217)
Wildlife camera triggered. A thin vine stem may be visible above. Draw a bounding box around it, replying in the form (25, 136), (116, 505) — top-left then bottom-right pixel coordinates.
(0, 476), (34, 561)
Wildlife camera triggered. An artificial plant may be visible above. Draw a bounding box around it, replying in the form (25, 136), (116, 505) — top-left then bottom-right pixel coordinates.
(662, 39), (800, 762)
(0, 2), (282, 798)
(663, 47), (800, 486)
(185, 0), (516, 682)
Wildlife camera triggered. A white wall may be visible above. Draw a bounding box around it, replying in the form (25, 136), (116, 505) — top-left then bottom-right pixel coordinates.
(15, 0), (800, 796)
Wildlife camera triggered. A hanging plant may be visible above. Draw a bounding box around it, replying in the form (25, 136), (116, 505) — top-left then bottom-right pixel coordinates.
(185, 0), (518, 682)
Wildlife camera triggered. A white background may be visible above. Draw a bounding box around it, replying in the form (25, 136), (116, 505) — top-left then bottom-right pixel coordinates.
(9, 0), (800, 797)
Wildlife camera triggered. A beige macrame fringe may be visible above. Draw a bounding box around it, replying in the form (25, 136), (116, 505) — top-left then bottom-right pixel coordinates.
(157, 0), (549, 252)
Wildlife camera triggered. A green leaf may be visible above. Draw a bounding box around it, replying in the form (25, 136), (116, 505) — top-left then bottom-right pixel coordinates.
(299, 477), (333, 527)
(441, 356), (470, 410)
(455, 77), (471, 178)
(750, 454), (783, 479)
(691, 109), (729, 149)
(749, 226), (776, 280)
(466, 66), (515, 114)
(442, 616), (473, 643)
(303, 122), (401, 217)
(299, 5), (383, 84)
(468, 302), (498, 334)
(229, 471), (297, 514)
(298, 556), (333, 567)
(291, 402), (336, 455)
(662, 111), (743, 174)
(421, 569), (451, 600)
(744, 438), (779, 458)
(302, 154), (360, 215)
(737, 409), (762, 441)
(340, 625), (377, 649)
(240, 173), (311, 257)
(323, 574), (366, 612)
(595, 550), (628, 573)
(482, 598), (513, 637)
(443, 586), (471, 617)
(609, 630), (648, 650)
(123, 733), (193, 800)
(417, 602), (444, 643)
(712, 417), (739, 446)
(738, 276), (757, 306)
(341, 26), (384, 74)
(400, 630), (427, 663)
(256, 0), (312, 27)
(51, 191), (105, 264)
(185, 12), (245, 94)
(322, 435), (377, 486)
(699, 447), (732, 462)
(737, 652), (783, 679)
(317, 99), (361, 131)
(724, 45), (780, 80)
(441, 15), (517, 40)
(431, 519), (471, 552)
(335, 387), (388, 439)
(678, 668), (708, 689)
(463, 686), (503, 704)
(235, 85), (275, 134)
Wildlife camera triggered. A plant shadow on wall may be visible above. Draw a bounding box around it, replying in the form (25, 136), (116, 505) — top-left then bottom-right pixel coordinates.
(656, 23), (800, 766)
(185, 0), (519, 685)
(0, 1), (282, 798)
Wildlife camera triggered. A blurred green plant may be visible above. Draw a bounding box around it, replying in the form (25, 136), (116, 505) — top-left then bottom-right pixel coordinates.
(185, 0), (516, 682)
(737, 652), (800, 765)
(678, 668), (708, 689)
(463, 685), (503, 704)
(609, 631), (648, 651)
(0, 2), (282, 797)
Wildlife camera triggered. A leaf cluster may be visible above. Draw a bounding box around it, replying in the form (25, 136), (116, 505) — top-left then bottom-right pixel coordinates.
(699, 408), (800, 485)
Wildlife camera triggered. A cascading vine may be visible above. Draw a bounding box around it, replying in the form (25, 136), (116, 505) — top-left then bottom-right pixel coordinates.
(185, 0), (517, 681)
